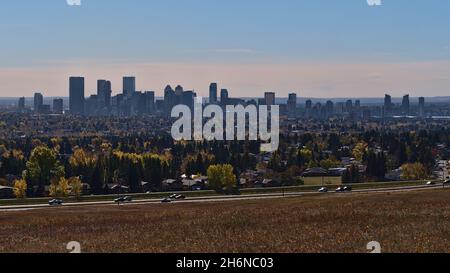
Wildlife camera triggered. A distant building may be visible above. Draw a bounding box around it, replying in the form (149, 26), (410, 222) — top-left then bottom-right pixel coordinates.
(174, 85), (184, 96)
(287, 93), (297, 114)
(97, 79), (112, 111)
(69, 77), (85, 115)
(53, 98), (64, 114)
(18, 97), (25, 111)
(209, 83), (218, 104)
(345, 100), (353, 113)
(164, 85), (177, 114)
(220, 89), (229, 104)
(144, 91), (155, 114)
(384, 94), (392, 112)
(123, 76), (136, 97)
(33, 92), (43, 113)
(402, 94), (410, 115)
(264, 92), (276, 106)
(418, 97), (425, 118)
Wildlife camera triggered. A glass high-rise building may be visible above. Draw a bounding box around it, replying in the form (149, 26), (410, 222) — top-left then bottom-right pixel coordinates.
(209, 83), (218, 104)
(69, 77), (85, 115)
(123, 76), (136, 97)
(34, 92), (43, 113)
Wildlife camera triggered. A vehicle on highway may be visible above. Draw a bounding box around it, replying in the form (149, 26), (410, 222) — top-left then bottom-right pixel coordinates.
(318, 187), (328, 193)
(426, 181), (435, 185)
(169, 194), (178, 199)
(49, 199), (63, 206)
(444, 179), (450, 186)
(336, 186), (352, 192)
(114, 196), (133, 203)
(174, 194), (186, 200)
(161, 198), (172, 203)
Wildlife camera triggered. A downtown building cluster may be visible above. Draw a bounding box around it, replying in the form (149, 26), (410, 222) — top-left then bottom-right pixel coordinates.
(20, 76), (297, 117)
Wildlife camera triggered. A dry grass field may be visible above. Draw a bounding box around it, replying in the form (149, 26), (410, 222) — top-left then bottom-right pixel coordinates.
(0, 190), (449, 253)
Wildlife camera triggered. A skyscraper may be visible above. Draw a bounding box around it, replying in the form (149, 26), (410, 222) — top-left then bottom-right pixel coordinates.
(145, 91), (155, 114)
(34, 92), (43, 113)
(220, 89), (229, 105)
(123, 76), (136, 97)
(164, 85), (176, 114)
(18, 97), (25, 111)
(287, 93), (297, 114)
(418, 97), (425, 118)
(97, 79), (112, 110)
(384, 94), (392, 112)
(264, 92), (276, 106)
(402, 94), (410, 115)
(69, 77), (85, 115)
(175, 85), (184, 96)
(209, 83), (218, 104)
(53, 98), (64, 114)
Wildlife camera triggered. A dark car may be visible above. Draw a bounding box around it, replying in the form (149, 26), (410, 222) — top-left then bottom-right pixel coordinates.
(444, 180), (450, 186)
(174, 194), (186, 200)
(161, 198), (172, 203)
(114, 196), (133, 203)
(49, 199), (63, 206)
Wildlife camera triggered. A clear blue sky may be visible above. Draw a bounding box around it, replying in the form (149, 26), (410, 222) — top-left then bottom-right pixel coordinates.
(1, 0), (450, 97)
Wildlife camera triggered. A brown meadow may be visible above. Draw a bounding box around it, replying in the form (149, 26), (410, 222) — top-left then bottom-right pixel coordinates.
(0, 190), (449, 253)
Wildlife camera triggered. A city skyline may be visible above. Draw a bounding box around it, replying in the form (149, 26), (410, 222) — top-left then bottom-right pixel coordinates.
(1, 1), (450, 97)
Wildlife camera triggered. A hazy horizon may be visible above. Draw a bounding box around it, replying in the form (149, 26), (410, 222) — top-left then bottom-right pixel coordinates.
(1, 1), (450, 97)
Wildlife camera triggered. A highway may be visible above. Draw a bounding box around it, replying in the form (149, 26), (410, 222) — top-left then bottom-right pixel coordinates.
(0, 183), (447, 212)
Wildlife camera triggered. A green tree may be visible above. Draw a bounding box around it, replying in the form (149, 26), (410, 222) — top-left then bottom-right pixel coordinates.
(23, 146), (64, 196)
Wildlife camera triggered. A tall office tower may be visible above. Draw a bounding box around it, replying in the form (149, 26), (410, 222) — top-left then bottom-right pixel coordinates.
(69, 77), (85, 115)
(325, 100), (334, 117)
(264, 92), (276, 106)
(97, 79), (112, 109)
(418, 97), (425, 118)
(355, 100), (361, 108)
(345, 100), (353, 113)
(220, 89), (229, 104)
(145, 91), (155, 114)
(175, 85), (184, 96)
(305, 100), (313, 118)
(287, 93), (297, 113)
(384, 94), (392, 111)
(53, 98), (64, 114)
(33, 92), (43, 113)
(209, 83), (218, 104)
(123, 76), (136, 97)
(182, 90), (196, 110)
(402, 94), (410, 115)
(85, 95), (98, 116)
(164, 85), (176, 114)
(18, 97), (25, 111)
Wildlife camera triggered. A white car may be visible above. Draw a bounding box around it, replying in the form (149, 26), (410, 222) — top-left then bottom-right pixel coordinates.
(318, 187), (328, 193)
(426, 181), (435, 185)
